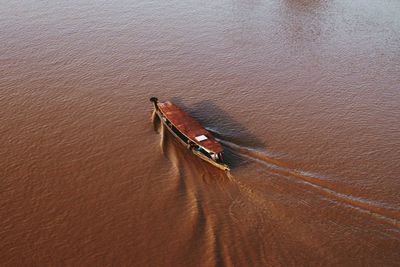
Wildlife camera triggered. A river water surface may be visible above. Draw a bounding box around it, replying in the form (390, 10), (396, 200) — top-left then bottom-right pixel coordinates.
(1, 0), (400, 266)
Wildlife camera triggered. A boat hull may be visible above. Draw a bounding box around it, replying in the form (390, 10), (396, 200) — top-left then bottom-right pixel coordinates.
(153, 105), (230, 172)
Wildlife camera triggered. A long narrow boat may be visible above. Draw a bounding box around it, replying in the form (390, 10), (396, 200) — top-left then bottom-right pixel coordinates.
(150, 97), (230, 172)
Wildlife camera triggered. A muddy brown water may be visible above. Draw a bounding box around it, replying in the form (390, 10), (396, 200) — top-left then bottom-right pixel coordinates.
(1, 0), (400, 266)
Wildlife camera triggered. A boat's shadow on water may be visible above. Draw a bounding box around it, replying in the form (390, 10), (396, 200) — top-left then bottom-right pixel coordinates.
(171, 97), (266, 170)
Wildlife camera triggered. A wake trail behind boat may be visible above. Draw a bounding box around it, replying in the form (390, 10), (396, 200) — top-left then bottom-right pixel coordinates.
(152, 109), (161, 132)
(150, 113), (400, 265)
(151, 115), (251, 266)
(209, 129), (400, 229)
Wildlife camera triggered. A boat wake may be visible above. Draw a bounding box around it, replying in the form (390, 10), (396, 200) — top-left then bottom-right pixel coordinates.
(208, 129), (400, 229)
(155, 117), (400, 228)
(152, 109), (161, 133)
(151, 113), (400, 265)
(151, 114), (246, 266)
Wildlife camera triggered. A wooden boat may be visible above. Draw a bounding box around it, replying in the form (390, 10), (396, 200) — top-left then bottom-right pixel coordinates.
(150, 97), (230, 172)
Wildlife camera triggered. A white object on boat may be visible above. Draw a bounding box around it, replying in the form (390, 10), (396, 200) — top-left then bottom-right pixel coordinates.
(195, 135), (208, 142)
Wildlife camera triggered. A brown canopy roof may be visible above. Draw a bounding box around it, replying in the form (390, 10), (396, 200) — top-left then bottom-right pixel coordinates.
(158, 101), (223, 153)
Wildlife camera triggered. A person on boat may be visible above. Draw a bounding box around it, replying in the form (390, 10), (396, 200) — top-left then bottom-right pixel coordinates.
(186, 140), (195, 150)
(211, 153), (223, 163)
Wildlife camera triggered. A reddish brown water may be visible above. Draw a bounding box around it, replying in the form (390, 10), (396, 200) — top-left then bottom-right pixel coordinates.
(1, 0), (400, 266)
